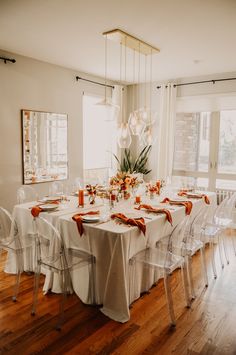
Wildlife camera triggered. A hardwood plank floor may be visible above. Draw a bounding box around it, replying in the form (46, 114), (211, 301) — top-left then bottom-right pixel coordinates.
(1, 233), (236, 354)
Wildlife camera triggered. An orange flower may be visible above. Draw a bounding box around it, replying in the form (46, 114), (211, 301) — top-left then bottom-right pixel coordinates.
(125, 177), (131, 185)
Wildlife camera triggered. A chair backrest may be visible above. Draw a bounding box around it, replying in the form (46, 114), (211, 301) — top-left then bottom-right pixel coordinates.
(17, 186), (38, 204)
(34, 217), (63, 269)
(49, 181), (64, 197)
(188, 206), (209, 238)
(0, 207), (12, 240)
(0, 207), (20, 249)
(166, 215), (190, 254)
(213, 196), (232, 224)
(225, 192), (236, 218)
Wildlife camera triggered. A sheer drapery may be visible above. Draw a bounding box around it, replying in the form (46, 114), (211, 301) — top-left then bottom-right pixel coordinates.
(156, 83), (177, 180)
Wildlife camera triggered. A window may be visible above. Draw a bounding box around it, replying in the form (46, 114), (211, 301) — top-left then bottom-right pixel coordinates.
(173, 109), (236, 191)
(83, 94), (117, 184)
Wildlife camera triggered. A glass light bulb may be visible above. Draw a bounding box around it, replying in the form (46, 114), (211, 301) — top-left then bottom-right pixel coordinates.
(142, 127), (156, 146)
(117, 123), (131, 148)
(128, 111), (146, 136)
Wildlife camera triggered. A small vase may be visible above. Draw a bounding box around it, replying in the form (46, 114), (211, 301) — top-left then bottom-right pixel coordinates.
(89, 193), (96, 204)
(150, 192), (155, 200)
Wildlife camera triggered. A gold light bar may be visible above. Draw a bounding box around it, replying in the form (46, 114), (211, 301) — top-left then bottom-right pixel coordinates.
(103, 29), (160, 55)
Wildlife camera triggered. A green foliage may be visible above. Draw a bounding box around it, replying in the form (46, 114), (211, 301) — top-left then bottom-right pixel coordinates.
(113, 145), (152, 175)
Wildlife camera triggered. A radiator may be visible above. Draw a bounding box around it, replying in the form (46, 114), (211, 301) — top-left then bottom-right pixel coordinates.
(216, 188), (236, 224)
(216, 188), (235, 205)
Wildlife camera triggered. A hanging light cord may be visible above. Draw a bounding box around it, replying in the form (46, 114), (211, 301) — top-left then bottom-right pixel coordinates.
(149, 49), (153, 124)
(144, 54), (147, 110)
(120, 41), (124, 124)
(133, 49), (135, 111)
(104, 34), (107, 100)
(137, 41), (141, 111)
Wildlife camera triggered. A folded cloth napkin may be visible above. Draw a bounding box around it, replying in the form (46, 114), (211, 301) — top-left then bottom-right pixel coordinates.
(31, 206), (43, 217)
(72, 211), (100, 236)
(110, 213), (146, 236)
(45, 199), (61, 204)
(178, 191), (210, 205)
(135, 204), (173, 225)
(30, 199), (60, 217)
(161, 197), (193, 215)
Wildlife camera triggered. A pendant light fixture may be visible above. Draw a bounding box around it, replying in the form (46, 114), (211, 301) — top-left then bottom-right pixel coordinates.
(102, 29), (159, 145)
(142, 50), (157, 145)
(96, 34), (120, 112)
(129, 43), (146, 136)
(117, 39), (131, 148)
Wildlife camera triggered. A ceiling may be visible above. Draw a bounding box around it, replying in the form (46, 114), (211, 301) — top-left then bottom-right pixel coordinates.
(0, 0), (236, 84)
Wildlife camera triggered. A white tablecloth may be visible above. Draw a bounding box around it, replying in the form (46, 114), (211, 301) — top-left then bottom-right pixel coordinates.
(6, 192), (216, 322)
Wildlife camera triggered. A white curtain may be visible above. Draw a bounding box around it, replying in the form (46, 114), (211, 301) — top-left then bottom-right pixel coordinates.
(156, 83), (177, 180)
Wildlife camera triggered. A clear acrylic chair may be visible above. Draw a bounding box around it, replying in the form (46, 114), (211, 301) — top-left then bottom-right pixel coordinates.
(0, 207), (24, 301)
(183, 207), (209, 299)
(129, 216), (190, 327)
(201, 197), (232, 279)
(17, 185), (39, 204)
(31, 216), (96, 330)
(49, 181), (64, 196)
(222, 192), (236, 256)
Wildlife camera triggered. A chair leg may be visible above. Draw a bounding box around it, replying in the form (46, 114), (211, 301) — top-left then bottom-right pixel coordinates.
(57, 251), (73, 331)
(231, 229), (236, 256)
(186, 256), (195, 300)
(90, 256), (96, 305)
(31, 267), (40, 316)
(181, 262), (191, 307)
(163, 271), (176, 327)
(210, 241), (217, 279)
(12, 249), (23, 302)
(56, 270), (67, 331)
(200, 247), (208, 287)
(221, 232), (229, 265)
(12, 270), (21, 302)
(128, 258), (135, 306)
(217, 233), (224, 269)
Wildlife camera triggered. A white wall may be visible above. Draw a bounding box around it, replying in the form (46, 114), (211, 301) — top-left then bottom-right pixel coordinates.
(0, 50), (114, 211)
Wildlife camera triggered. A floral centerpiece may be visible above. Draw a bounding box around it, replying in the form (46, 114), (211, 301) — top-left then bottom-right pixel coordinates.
(86, 184), (97, 204)
(146, 179), (165, 198)
(110, 171), (143, 199)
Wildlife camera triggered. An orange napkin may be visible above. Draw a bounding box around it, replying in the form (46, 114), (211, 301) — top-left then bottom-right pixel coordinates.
(31, 206), (43, 217)
(161, 197), (193, 215)
(178, 191), (210, 205)
(30, 199), (60, 217)
(72, 211), (99, 236)
(135, 204), (173, 225)
(111, 213), (146, 236)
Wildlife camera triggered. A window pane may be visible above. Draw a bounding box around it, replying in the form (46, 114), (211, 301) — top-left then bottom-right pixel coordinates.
(216, 179), (236, 190)
(83, 95), (117, 183)
(218, 110), (236, 174)
(172, 175), (208, 190)
(173, 112), (210, 172)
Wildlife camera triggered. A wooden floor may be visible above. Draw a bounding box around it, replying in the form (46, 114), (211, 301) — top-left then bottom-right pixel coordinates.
(1, 233), (236, 355)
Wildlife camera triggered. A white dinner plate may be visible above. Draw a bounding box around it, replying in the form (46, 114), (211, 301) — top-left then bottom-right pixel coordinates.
(39, 196), (61, 203)
(40, 204), (59, 211)
(82, 215), (100, 223)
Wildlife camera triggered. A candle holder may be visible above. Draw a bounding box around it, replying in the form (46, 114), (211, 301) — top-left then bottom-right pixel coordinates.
(78, 189), (84, 207)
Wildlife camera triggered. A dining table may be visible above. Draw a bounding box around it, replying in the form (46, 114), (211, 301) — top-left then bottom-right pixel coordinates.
(5, 190), (217, 323)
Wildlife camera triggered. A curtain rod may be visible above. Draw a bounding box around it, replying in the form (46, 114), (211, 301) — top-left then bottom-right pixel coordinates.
(0, 56), (16, 64)
(76, 76), (114, 89)
(156, 77), (236, 89)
